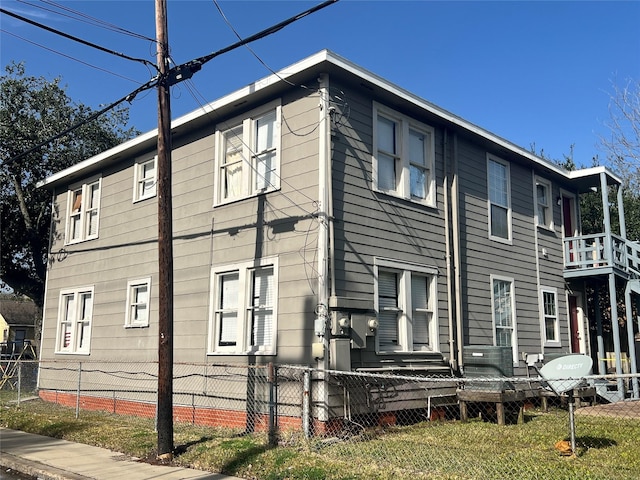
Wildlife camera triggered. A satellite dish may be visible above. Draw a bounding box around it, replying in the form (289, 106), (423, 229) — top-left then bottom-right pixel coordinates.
(539, 354), (593, 394)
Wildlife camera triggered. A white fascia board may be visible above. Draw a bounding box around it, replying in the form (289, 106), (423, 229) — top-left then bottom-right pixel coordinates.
(36, 129), (158, 188)
(39, 49), (578, 188)
(321, 51), (570, 179)
(37, 51), (329, 189)
(568, 165), (622, 185)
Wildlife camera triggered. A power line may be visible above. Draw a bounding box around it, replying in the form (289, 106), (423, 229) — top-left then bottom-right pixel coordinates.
(3, 78), (157, 166)
(3, 0), (339, 169)
(1, 28), (142, 84)
(32, 0), (157, 42)
(0, 7), (157, 70)
(189, 0), (338, 70)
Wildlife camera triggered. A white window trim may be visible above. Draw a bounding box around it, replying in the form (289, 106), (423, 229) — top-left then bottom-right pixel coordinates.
(65, 176), (102, 245)
(213, 100), (282, 206)
(540, 287), (561, 347)
(208, 257), (279, 355)
(486, 154), (512, 244)
(125, 277), (152, 328)
(535, 176), (554, 230)
(490, 274), (519, 365)
(55, 286), (94, 355)
(372, 102), (436, 207)
(374, 257), (439, 354)
(133, 156), (157, 203)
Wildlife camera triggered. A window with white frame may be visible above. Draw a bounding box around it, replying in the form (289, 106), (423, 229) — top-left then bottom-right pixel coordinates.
(125, 278), (151, 328)
(66, 179), (101, 243)
(535, 177), (552, 229)
(540, 288), (560, 345)
(373, 103), (435, 206)
(209, 258), (278, 354)
(215, 102), (281, 204)
(133, 156), (157, 202)
(56, 287), (94, 354)
(487, 155), (511, 241)
(375, 258), (438, 353)
(491, 276), (518, 364)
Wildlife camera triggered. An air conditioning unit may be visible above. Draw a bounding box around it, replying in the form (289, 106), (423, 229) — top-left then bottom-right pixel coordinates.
(462, 346), (514, 391)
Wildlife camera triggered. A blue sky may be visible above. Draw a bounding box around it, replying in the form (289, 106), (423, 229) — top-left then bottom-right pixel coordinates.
(2, 0), (639, 170)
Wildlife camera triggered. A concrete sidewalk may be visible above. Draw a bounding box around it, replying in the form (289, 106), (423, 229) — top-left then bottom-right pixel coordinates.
(0, 428), (243, 480)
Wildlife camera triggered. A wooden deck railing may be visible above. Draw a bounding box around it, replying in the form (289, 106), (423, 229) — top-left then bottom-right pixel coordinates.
(563, 234), (640, 277)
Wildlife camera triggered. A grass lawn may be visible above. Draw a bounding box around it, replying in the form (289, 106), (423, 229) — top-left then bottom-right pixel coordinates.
(1, 398), (639, 479)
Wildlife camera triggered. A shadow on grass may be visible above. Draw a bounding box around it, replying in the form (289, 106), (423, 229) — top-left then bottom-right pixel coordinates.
(173, 435), (218, 455)
(577, 436), (618, 450)
(37, 421), (88, 439)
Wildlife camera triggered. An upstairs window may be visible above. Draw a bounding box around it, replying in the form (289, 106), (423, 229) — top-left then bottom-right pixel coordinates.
(66, 178), (101, 244)
(535, 178), (552, 229)
(209, 258), (278, 354)
(215, 101), (281, 205)
(56, 287), (93, 354)
(373, 103), (435, 206)
(487, 155), (511, 242)
(133, 156), (157, 202)
(375, 258), (438, 353)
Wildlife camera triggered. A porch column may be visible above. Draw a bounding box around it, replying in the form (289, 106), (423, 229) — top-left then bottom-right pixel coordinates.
(625, 280), (639, 398)
(600, 172), (613, 263)
(594, 288), (607, 375)
(607, 273), (625, 395)
(617, 182), (627, 238)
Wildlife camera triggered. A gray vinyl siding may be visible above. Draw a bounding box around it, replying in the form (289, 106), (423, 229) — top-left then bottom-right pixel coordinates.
(456, 135), (543, 371)
(40, 87), (322, 366)
(329, 79), (450, 367)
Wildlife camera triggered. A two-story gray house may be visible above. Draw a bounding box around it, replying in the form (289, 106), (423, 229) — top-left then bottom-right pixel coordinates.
(37, 50), (639, 429)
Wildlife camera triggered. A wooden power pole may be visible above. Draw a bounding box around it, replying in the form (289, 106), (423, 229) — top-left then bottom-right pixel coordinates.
(155, 0), (174, 459)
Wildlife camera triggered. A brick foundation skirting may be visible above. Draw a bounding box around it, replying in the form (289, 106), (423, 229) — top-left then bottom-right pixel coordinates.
(38, 390), (307, 432)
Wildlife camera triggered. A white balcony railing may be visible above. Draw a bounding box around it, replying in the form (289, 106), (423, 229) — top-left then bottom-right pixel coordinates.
(563, 234), (639, 276)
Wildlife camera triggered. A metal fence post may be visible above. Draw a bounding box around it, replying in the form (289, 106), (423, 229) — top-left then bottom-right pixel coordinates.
(268, 363), (278, 447)
(76, 362), (82, 419)
(303, 368), (311, 438)
(17, 361), (22, 406)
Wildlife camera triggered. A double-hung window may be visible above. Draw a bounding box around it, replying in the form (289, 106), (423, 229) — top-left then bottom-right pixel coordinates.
(373, 103), (435, 206)
(125, 278), (151, 328)
(133, 156), (157, 202)
(540, 288), (560, 346)
(209, 258), (278, 354)
(535, 177), (552, 229)
(491, 276), (518, 364)
(215, 101), (281, 205)
(56, 287), (94, 354)
(487, 155), (511, 241)
(66, 178), (101, 243)
(375, 258), (437, 353)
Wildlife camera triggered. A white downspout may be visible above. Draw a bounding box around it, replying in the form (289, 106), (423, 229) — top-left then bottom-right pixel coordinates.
(452, 133), (464, 369)
(443, 129), (456, 370)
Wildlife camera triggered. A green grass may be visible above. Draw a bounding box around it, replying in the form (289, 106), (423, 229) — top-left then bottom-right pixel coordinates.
(1, 399), (639, 479)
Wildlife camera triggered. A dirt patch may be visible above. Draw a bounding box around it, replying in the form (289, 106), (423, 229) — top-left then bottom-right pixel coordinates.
(576, 400), (640, 419)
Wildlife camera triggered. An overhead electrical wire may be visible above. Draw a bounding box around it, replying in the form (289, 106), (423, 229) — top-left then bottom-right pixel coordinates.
(0, 7), (157, 70)
(3, 78), (157, 166)
(32, 0), (156, 42)
(1, 28), (141, 83)
(3, 0), (339, 168)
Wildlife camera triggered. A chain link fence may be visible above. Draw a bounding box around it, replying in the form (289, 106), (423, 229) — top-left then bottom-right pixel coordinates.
(2, 359), (639, 479)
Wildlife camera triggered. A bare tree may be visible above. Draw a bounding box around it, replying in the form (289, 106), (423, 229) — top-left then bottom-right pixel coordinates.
(600, 78), (640, 194)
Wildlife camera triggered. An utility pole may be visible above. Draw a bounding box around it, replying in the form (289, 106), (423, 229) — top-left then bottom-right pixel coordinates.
(155, 0), (174, 459)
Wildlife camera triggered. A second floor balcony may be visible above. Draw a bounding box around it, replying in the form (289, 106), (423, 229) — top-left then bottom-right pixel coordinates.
(564, 233), (640, 279)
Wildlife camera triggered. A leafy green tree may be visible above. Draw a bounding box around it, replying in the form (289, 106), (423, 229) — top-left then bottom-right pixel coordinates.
(0, 62), (138, 308)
